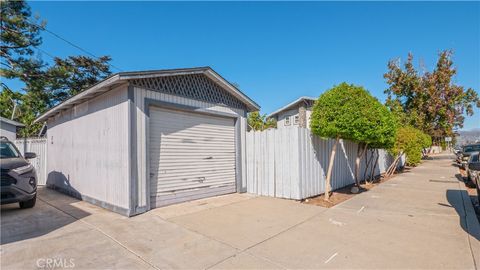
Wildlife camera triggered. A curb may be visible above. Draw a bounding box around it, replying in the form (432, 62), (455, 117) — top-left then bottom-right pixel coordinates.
(458, 182), (480, 269)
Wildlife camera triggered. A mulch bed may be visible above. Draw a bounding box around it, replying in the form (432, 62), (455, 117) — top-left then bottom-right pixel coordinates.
(302, 168), (409, 208)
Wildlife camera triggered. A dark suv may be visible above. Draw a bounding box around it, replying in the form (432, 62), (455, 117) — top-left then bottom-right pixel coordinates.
(0, 136), (37, 208)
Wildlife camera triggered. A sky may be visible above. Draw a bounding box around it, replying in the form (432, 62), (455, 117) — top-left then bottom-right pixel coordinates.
(17, 1), (480, 130)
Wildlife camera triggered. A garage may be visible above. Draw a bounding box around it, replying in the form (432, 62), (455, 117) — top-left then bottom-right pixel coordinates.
(149, 107), (236, 207)
(35, 67), (260, 216)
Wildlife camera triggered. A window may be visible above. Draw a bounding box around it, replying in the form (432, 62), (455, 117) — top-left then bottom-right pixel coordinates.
(464, 145), (480, 153)
(0, 141), (20, 159)
(294, 115), (299, 125)
(285, 116), (291, 126)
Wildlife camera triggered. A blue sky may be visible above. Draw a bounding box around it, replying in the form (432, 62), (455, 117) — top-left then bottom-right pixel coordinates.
(20, 1), (480, 130)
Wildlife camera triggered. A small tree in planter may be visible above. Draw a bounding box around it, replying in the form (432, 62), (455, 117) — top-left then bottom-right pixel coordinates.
(310, 83), (396, 200)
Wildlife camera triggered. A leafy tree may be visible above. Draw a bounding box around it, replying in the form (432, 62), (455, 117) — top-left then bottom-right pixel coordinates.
(47, 56), (112, 103)
(1, 0), (45, 81)
(0, 88), (22, 119)
(247, 111), (276, 131)
(385, 126), (431, 176)
(0, 0), (113, 137)
(310, 83), (396, 199)
(384, 50), (479, 143)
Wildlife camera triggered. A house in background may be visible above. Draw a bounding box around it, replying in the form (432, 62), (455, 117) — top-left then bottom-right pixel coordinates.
(0, 117), (24, 141)
(35, 67), (259, 216)
(267, 97), (316, 129)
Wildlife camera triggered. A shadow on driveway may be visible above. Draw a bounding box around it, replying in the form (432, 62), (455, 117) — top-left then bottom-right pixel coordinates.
(446, 189), (480, 241)
(0, 187), (90, 245)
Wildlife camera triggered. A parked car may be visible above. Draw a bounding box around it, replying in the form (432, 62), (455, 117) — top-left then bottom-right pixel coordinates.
(0, 136), (37, 208)
(466, 152), (479, 183)
(459, 144), (480, 169)
(467, 153), (480, 201)
(456, 148), (463, 164)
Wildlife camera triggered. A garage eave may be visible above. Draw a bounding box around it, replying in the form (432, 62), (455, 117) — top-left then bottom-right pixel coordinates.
(34, 67), (260, 123)
(34, 74), (123, 123)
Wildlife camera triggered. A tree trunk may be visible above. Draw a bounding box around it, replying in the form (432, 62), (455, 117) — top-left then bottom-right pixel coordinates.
(325, 136), (339, 201)
(369, 149), (379, 182)
(364, 149), (374, 184)
(386, 152), (402, 177)
(355, 143), (368, 186)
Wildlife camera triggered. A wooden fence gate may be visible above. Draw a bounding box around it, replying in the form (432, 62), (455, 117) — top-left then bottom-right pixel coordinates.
(14, 138), (47, 185)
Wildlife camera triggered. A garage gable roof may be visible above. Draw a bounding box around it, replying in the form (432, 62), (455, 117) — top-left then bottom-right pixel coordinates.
(35, 67), (260, 123)
(0, 116), (25, 127)
(267, 96), (317, 118)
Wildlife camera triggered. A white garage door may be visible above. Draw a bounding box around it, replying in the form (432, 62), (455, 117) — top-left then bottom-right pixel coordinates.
(149, 107), (237, 207)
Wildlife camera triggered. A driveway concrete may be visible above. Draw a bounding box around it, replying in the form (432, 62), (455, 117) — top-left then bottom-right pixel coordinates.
(2, 154), (479, 269)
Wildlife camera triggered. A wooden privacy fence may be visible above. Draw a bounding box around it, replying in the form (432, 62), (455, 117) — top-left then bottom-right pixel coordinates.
(246, 127), (401, 200)
(14, 138), (47, 185)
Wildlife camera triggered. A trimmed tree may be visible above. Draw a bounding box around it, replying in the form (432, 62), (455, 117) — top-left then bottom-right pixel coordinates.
(386, 126), (431, 177)
(310, 83), (396, 200)
(362, 102), (397, 184)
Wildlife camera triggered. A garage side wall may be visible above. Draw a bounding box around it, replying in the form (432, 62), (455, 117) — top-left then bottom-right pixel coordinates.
(0, 122), (17, 141)
(46, 85), (131, 214)
(132, 86), (247, 212)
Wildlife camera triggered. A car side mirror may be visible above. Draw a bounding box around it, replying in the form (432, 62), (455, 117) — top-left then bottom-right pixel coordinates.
(24, 152), (36, 159)
(468, 162), (480, 171)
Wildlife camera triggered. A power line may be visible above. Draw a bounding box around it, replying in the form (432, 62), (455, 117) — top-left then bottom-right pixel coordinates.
(28, 19), (123, 72)
(35, 47), (56, 60)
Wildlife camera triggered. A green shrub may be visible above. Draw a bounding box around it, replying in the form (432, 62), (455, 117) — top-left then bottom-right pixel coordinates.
(390, 126), (431, 166)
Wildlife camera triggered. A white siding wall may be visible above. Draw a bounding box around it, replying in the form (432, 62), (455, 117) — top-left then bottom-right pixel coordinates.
(1, 122), (17, 141)
(133, 87), (247, 210)
(277, 109), (299, 128)
(274, 107), (313, 129)
(46, 85), (130, 210)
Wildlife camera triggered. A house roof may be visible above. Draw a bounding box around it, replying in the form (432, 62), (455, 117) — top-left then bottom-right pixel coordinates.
(267, 96), (317, 118)
(35, 67), (260, 123)
(0, 116), (25, 127)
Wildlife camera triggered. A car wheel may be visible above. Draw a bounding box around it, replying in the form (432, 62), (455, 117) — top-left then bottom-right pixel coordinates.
(19, 194), (36, 209)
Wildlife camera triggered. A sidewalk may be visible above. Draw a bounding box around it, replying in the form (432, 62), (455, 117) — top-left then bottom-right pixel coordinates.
(237, 153), (480, 269)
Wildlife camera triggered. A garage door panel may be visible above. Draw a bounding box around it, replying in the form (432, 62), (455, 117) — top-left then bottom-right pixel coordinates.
(155, 177), (237, 191)
(150, 139), (234, 147)
(150, 130), (235, 140)
(155, 126), (235, 133)
(151, 185), (236, 207)
(149, 107), (237, 207)
(154, 146), (235, 152)
(152, 158), (235, 164)
(154, 167), (236, 178)
(153, 171), (236, 191)
(152, 163), (236, 170)
(153, 165), (236, 174)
